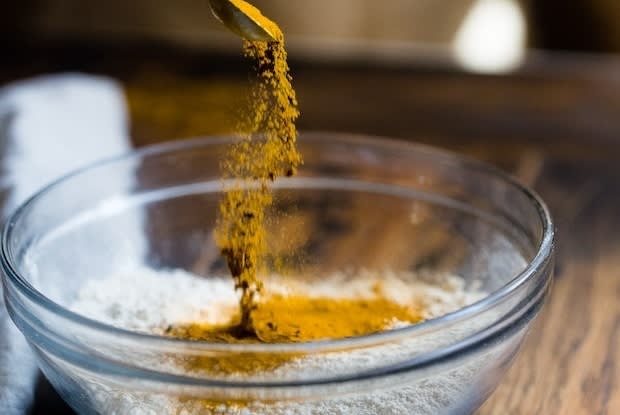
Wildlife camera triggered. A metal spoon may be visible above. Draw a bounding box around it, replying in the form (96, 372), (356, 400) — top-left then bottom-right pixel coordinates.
(209, 0), (278, 42)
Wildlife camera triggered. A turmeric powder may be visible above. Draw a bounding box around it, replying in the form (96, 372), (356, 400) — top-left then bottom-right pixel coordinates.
(224, 0), (281, 41)
(173, 5), (424, 379)
(215, 5), (301, 337)
(167, 294), (423, 375)
(166, 289), (423, 409)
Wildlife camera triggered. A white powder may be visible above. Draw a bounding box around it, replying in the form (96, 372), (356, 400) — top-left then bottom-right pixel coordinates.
(70, 268), (508, 415)
(71, 269), (238, 332)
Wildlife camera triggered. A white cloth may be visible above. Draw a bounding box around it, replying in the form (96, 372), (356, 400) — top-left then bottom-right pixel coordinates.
(0, 73), (134, 414)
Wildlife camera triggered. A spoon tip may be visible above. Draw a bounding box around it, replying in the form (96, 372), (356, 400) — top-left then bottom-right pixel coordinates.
(209, 0), (279, 42)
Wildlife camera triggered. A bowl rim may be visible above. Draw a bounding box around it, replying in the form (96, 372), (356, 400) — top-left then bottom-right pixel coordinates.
(1, 132), (555, 356)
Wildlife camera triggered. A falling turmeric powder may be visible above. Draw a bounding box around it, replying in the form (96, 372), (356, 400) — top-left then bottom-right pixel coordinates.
(214, 5), (301, 337)
(186, 3), (423, 372)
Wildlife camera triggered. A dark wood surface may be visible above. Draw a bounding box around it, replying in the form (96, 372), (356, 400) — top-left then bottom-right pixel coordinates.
(4, 44), (619, 414)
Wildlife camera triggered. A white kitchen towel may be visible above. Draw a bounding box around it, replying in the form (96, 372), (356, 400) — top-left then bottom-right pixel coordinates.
(0, 73), (136, 414)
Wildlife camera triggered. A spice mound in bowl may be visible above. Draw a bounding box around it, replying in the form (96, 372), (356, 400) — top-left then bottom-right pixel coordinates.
(1, 134), (554, 415)
(76, 269), (481, 357)
(69, 268), (487, 413)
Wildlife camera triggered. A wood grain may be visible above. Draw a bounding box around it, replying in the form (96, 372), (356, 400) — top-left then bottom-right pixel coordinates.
(479, 158), (620, 415)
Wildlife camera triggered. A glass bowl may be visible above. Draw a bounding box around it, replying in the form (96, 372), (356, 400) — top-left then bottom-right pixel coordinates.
(1, 133), (554, 415)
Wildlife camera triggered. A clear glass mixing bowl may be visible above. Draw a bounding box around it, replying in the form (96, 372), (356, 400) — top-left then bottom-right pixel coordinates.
(1, 133), (554, 415)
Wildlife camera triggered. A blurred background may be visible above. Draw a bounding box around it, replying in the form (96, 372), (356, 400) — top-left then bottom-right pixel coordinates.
(3, 0), (620, 148)
(3, 0), (620, 71)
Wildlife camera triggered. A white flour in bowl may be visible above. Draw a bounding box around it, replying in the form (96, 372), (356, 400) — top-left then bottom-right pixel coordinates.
(70, 268), (507, 415)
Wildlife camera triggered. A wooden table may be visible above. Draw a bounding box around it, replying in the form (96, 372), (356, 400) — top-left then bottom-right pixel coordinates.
(4, 43), (618, 414)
